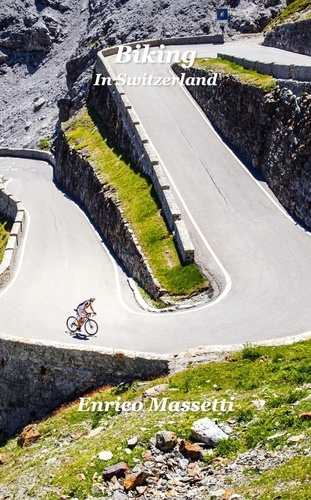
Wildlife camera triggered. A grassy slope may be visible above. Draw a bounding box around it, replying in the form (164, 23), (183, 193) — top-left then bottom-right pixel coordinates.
(63, 107), (207, 298)
(0, 340), (310, 499)
(0, 219), (9, 262)
(267, 0), (311, 28)
(195, 58), (276, 92)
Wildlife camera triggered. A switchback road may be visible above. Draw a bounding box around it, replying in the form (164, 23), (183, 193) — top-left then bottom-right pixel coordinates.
(1, 42), (311, 354)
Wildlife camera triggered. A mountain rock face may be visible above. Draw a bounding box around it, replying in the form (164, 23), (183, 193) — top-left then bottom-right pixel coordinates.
(0, 0), (89, 149)
(0, 0), (286, 148)
(0, 1), (67, 52)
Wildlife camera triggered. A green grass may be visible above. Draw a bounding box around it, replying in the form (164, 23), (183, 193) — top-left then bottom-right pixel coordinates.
(38, 136), (50, 151)
(240, 456), (311, 499)
(0, 218), (10, 262)
(0, 339), (310, 499)
(195, 57), (277, 92)
(268, 0), (311, 28)
(63, 107), (207, 297)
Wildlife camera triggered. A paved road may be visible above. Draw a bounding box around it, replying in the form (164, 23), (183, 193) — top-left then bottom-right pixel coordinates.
(217, 41), (311, 66)
(1, 42), (311, 354)
(0, 157), (138, 346)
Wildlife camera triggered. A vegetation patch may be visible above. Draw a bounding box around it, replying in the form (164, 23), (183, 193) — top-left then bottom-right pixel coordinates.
(195, 57), (276, 92)
(38, 136), (50, 151)
(0, 339), (310, 498)
(63, 107), (207, 298)
(268, 0), (311, 28)
(239, 455), (311, 499)
(0, 216), (10, 262)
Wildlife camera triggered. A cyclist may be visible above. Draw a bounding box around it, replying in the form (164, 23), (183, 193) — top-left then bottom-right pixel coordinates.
(76, 298), (96, 331)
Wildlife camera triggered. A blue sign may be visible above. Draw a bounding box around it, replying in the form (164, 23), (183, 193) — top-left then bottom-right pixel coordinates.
(216, 9), (228, 21)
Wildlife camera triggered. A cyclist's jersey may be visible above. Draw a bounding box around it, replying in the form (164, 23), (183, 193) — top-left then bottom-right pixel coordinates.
(77, 300), (91, 309)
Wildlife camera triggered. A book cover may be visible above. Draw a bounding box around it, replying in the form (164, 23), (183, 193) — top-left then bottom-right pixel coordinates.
(0, 1), (310, 498)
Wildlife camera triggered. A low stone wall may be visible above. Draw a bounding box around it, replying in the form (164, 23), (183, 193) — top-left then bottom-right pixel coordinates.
(217, 52), (311, 81)
(0, 148), (55, 166)
(101, 34), (223, 57)
(264, 18), (311, 57)
(172, 64), (311, 229)
(0, 333), (169, 437)
(0, 176), (25, 286)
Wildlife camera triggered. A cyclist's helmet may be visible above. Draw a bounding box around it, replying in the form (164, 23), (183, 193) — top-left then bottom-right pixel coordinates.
(90, 297), (95, 302)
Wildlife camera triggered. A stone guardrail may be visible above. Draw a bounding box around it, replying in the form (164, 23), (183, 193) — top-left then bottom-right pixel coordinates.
(217, 52), (311, 82)
(0, 147), (55, 165)
(0, 149), (55, 287)
(0, 175), (25, 287)
(101, 34), (224, 57)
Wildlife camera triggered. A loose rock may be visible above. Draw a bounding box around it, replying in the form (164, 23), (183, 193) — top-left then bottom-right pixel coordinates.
(124, 470), (149, 490)
(155, 430), (177, 451)
(17, 424), (42, 448)
(103, 462), (129, 481)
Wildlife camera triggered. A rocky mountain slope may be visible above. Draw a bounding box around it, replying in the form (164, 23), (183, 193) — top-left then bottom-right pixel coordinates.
(0, 340), (310, 499)
(0, 0), (286, 149)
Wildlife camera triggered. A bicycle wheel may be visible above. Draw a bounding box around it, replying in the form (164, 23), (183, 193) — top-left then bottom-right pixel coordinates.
(66, 316), (78, 333)
(84, 318), (98, 336)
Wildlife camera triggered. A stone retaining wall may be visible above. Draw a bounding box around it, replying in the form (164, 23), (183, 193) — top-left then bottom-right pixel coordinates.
(277, 79), (311, 95)
(264, 18), (311, 57)
(0, 334), (169, 437)
(172, 64), (311, 228)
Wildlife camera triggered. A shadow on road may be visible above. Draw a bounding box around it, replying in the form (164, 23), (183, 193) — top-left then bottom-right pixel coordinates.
(66, 331), (92, 341)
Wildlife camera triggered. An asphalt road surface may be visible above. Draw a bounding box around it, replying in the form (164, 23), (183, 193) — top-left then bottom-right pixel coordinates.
(1, 42), (311, 354)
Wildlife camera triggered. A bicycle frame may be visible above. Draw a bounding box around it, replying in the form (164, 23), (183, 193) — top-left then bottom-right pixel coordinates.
(66, 311), (98, 336)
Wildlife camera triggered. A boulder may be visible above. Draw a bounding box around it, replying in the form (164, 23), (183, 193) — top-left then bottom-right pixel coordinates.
(0, 453), (13, 464)
(143, 384), (168, 399)
(43, 15), (67, 42)
(33, 97), (46, 111)
(98, 450), (113, 460)
(0, 22), (52, 52)
(191, 418), (228, 448)
(0, 51), (9, 64)
(127, 436), (138, 448)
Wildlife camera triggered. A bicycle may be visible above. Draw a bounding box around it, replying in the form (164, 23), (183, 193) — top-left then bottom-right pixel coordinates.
(66, 310), (98, 336)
